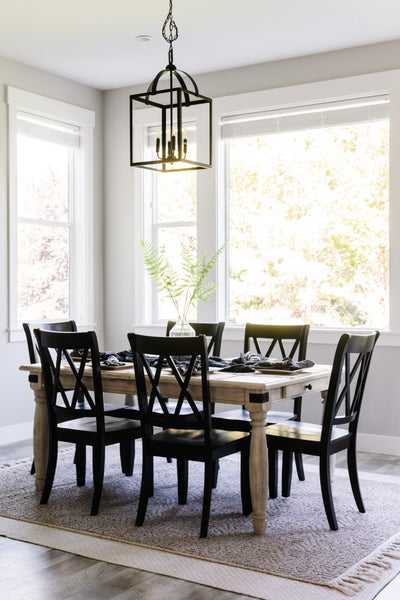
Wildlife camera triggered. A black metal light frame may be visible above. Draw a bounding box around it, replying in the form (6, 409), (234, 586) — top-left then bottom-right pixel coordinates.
(130, 0), (212, 173)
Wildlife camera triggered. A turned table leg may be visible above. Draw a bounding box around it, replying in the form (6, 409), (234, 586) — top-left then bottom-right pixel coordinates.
(32, 386), (48, 492)
(248, 404), (269, 535)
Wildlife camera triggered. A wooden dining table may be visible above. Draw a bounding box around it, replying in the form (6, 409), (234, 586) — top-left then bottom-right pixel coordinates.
(20, 361), (331, 535)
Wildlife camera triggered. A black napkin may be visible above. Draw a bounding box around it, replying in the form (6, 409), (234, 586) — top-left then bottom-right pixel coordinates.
(219, 352), (314, 372)
(253, 357), (315, 371)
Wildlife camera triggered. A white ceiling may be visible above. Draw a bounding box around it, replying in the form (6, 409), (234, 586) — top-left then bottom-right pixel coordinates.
(1, 0), (400, 90)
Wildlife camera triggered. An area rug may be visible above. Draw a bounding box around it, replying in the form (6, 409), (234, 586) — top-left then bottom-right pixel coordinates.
(1, 447), (399, 600)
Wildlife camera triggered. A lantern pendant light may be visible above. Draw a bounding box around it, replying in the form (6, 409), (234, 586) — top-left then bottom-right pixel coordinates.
(130, 0), (212, 172)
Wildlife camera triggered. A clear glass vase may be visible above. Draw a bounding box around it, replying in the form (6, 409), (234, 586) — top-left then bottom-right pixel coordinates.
(169, 317), (195, 337)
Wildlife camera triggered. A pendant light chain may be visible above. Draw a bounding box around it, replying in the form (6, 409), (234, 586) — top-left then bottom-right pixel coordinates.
(162, 0), (178, 66)
(130, 0), (212, 171)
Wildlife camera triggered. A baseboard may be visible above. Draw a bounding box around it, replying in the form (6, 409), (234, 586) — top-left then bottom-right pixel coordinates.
(0, 421), (33, 445)
(357, 433), (400, 456)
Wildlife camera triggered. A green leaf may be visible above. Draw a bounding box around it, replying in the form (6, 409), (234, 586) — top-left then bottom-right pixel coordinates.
(139, 238), (225, 319)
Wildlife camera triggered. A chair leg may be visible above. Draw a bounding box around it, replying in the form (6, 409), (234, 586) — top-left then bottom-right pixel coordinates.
(347, 443), (365, 513)
(268, 447), (278, 499)
(294, 452), (305, 481)
(120, 440), (135, 476)
(75, 443), (86, 487)
(40, 439), (58, 505)
(240, 445), (252, 515)
(212, 459), (219, 488)
(136, 454), (153, 527)
(200, 460), (213, 538)
(282, 451), (294, 497)
(91, 444), (105, 516)
(177, 458), (188, 504)
(320, 454), (338, 530)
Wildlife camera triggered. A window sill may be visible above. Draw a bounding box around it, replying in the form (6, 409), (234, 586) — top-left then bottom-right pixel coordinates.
(132, 323), (395, 347)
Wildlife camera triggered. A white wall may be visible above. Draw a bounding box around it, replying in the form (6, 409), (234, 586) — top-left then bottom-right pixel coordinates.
(0, 56), (104, 433)
(103, 40), (400, 456)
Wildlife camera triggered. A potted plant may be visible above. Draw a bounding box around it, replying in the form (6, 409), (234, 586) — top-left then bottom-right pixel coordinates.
(140, 239), (224, 336)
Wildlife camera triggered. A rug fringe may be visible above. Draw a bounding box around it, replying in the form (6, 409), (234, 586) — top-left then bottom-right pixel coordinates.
(327, 535), (400, 596)
(0, 447), (72, 470)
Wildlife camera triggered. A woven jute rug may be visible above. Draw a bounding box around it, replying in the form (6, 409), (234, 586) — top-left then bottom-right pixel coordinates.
(1, 447), (399, 599)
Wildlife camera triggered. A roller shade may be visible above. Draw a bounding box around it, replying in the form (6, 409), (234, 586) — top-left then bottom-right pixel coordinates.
(17, 111), (81, 148)
(147, 121), (197, 146)
(220, 95), (389, 140)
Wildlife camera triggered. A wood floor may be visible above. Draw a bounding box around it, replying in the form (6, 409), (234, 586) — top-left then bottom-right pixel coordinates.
(1, 439), (399, 600)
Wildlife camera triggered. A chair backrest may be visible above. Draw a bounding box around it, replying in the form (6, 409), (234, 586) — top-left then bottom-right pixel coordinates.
(244, 323), (310, 360)
(34, 329), (105, 431)
(166, 321), (225, 357)
(23, 320), (77, 364)
(128, 333), (212, 441)
(322, 331), (380, 444)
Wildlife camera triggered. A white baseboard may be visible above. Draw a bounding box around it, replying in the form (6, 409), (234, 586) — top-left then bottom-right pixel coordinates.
(357, 433), (400, 456)
(0, 421), (33, 445)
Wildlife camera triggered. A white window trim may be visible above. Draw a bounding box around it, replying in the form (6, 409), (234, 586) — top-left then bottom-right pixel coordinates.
(7, 86), (95, 342)
(132, 70), (400, 347)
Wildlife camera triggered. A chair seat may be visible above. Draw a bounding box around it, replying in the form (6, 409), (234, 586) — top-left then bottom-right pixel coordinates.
(267, 421), (349, 442)
(104, 404), (140, 419)
(212, 408), (296, 431)
(59, 415), (141, 433)
(152, 428), (249, 447)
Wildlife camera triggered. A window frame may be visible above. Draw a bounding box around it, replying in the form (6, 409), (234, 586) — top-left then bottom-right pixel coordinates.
(7, 86), (96, 342)
(132, 71), (400, 346)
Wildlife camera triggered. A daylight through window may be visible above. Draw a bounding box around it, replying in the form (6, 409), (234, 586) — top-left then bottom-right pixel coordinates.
(222, 96), (389, 328)
(16, 114), (76, 321)
(7, 87), (95, 340)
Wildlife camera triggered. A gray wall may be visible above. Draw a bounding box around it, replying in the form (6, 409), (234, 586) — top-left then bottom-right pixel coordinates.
(0, 56), (104, 433)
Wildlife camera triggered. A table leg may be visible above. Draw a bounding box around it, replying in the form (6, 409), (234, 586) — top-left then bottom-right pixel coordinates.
(32, 386), (48, 492)
(124, 394), (135, 407)
(248, 408), (268, 535)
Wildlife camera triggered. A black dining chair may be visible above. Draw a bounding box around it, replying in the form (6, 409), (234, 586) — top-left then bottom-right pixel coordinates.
(267, 330), (379, 530)
(23, 320), (78, 475)
(34, 329), (142, 515)
(128, 332), (251, 538)
(212, 323), (310, 494)
(165, 321), (225, 473)
(23, 320), (78, 364)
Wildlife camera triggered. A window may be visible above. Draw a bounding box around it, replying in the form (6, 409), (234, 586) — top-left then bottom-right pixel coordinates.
(7, 87), (95, 341)
(150, 167), (197, 321)
(137, 121), (197, 322)
(133, 72), (400, 337)
(221, 97), (389, 328)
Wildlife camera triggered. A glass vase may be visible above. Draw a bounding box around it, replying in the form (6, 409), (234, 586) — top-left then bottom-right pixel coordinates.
(169, 317), (195, 337)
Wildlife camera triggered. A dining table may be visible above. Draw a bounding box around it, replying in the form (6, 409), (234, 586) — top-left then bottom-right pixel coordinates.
(20, 360), (331, 535)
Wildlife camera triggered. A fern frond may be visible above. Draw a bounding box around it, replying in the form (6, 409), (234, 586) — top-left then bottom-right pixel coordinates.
(139, 238), (225, 319)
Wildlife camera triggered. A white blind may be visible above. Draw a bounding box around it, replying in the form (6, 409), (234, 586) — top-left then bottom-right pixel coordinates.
(17, 111), (81, 148)
(147, 121), (197, 146)
(220, 95), (389, 140)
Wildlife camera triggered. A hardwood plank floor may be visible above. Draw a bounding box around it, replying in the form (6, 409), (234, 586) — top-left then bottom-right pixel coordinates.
(1, 440), (399, 599)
